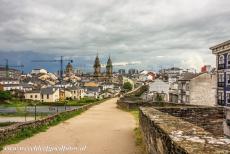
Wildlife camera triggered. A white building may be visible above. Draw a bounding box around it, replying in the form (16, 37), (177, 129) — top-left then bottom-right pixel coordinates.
(31, 68), (48, 75)
(148, 79), (169, 102)
(25, 87), (60, 102)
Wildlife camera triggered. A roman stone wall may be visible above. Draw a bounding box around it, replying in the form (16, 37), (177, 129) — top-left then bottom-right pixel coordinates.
(140, 107), (230, 154)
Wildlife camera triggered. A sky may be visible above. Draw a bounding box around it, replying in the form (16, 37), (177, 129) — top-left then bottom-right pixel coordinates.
(0, 0), (230, 73)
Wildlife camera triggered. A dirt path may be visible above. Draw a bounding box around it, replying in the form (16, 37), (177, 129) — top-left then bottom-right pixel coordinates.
(1, 98), (139, 154)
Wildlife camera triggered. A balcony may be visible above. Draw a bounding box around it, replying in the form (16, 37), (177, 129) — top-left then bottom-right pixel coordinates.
(217, 100), (225, 106)
(218, 64), (225, 70)
(218, 82), (225, 87)
(179, 89), (186, 94)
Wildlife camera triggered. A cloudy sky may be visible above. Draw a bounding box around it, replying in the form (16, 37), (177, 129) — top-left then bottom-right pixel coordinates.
(0, 0), (230, 73)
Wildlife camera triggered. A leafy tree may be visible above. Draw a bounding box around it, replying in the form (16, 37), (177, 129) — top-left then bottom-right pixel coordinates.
(0, 91), (12, 101)
(155, 93), (163, 102)
(123, 82), (133, 91)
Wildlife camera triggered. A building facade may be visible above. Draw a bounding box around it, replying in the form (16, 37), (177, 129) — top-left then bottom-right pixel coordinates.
(148, 79), (169, 102)
(210, 40), (230, 106)
(210, 40), (230, 137)
(0, 67), (21, 79)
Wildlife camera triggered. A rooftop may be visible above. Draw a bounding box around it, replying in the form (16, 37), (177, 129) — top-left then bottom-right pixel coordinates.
(210, 40), (230, 50)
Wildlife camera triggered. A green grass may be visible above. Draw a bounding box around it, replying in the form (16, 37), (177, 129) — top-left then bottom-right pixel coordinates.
(0, 100), (28, 107)
(0, 98), (101, 107)
(0, 122), (16, 127)
(124, 109), (147, 154)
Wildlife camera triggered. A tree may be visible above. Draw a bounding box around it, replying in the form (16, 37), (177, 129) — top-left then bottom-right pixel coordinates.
(155, 93), (163, 102)
(0, 91), (12, 101)
(123, 82), (133, 91)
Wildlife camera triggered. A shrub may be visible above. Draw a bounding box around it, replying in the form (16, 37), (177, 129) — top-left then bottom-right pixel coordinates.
(123, 82), (133, 91)
(0, 91), (12, 101)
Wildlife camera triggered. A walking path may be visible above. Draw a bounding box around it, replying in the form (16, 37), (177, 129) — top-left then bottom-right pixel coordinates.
(1, 98), (139, 154)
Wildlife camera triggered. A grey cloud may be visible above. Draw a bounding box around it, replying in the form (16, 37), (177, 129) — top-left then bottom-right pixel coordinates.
(0, 0), (230, 71)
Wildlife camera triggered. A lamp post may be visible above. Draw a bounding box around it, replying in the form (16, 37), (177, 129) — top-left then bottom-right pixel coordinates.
(24, 105), (27, 122)
(34, 103), (37, 121)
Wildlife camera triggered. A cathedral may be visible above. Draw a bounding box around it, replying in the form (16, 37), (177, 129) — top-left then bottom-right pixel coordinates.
(93, 54), (101, 77)
(93, 54), (113, 79)
(65, 62), (74, 77)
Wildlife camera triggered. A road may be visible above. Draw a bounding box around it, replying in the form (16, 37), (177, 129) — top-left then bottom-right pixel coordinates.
(1, 98), (139, 154)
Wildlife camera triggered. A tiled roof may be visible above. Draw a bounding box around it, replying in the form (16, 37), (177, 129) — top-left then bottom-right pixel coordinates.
(41, 87), (58, 94)
(178, 73), (198, 81)
(84, 82), (98, 87)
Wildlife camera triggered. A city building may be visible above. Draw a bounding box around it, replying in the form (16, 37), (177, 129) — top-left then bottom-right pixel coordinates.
(201, 65), (211, 73)
(0, 78), (22, 91)
(210, 40), (230, 137)
(138, 71), (156, 81)
(0, 67), (21, 79)
(148, 79), (169, 102)
(177, 72), (216, 106)
(24, 90), (41, 101)
(31, 68), (48, 75)
(67, 86), (85, 100)
(128, 69), (138, 75)
(24, 87), (60, 102)
(118, 69), (125, 75)
(159, 67), (183, 77)
(178, 73), (197, 103)
(210, 40), (230, 106)
(169, 82), (178, 103)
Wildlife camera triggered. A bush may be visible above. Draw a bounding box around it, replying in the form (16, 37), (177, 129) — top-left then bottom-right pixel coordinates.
(123, 82), (133, 91)
(0, 91), (12, 101)
(155, 93), (163, 102)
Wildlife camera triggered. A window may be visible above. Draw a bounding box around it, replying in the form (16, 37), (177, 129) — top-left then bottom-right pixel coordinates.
(186, 95), (189, 103)
(219, 55), (224, 64)
(35, 95), (37, 98)
(218, 92), (224, 100)
(218, 74), (224, 82)
(228, 54), (230, 66)
(47, 94), (49, 99)
(227, 74), (230, 85)
(227, 93), (230, 104)
(41, 94), (44, 99)
(30, 95), (33, 98)
(186, 84), (189, 91)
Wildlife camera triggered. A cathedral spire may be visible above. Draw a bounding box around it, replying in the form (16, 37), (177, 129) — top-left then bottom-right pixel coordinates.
(94, 54), (101, 77)
(106, 55), (113, 77)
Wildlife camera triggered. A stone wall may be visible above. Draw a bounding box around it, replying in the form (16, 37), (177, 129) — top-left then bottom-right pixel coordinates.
(157, 107), (224, 136)
(140, 107), (230, 154)
(0, 102), (100, 145)
(117, 85), (147, 110)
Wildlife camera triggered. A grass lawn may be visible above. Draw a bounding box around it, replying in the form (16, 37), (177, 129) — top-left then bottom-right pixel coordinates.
(0, 122), (16, 127)
(0, 98), (101, 107)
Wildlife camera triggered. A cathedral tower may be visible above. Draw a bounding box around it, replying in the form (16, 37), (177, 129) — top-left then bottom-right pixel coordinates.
(94, 54), (101, 77)
(65, 62), (74, 77)
(106, 56), (113, 77)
